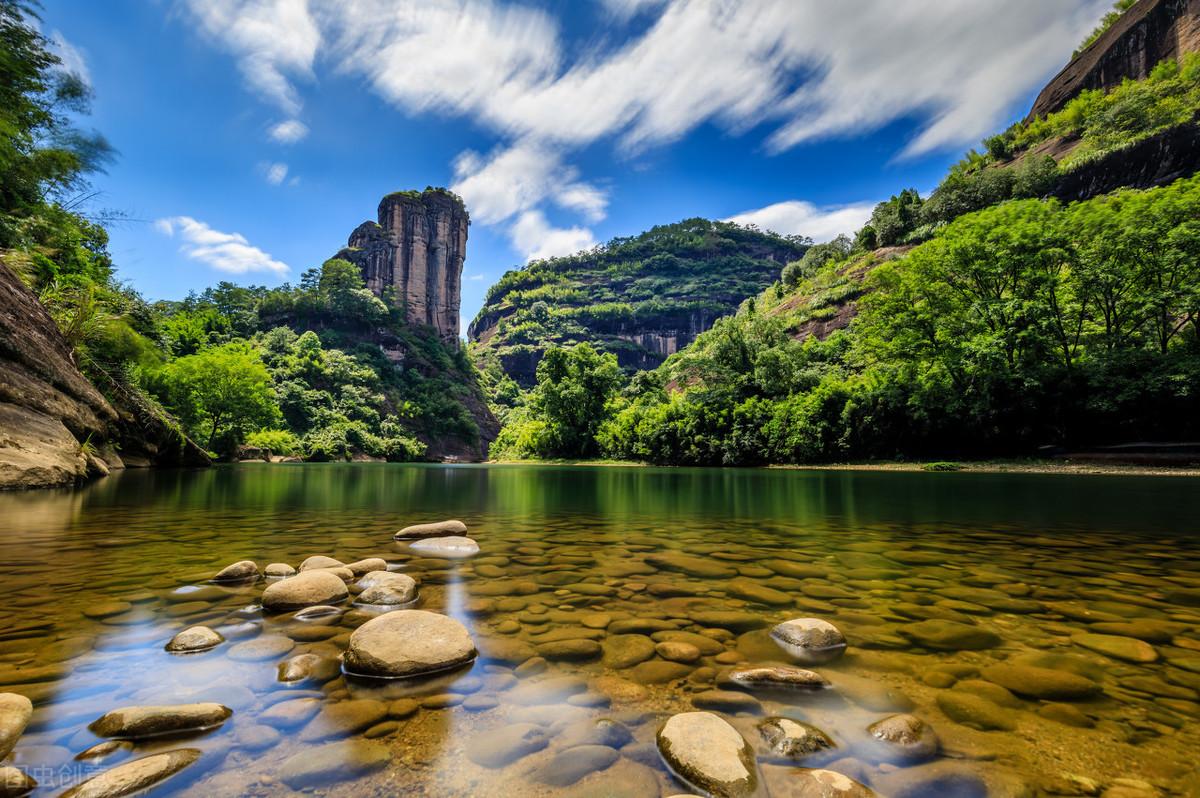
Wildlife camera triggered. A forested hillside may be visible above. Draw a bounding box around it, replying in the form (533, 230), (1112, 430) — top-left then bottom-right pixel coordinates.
(491, 4), (1200, 464)
(468, 219), (805, 392)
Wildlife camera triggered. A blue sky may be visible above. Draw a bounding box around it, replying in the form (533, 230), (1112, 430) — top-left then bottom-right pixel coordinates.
(42, 0), (1110, 333)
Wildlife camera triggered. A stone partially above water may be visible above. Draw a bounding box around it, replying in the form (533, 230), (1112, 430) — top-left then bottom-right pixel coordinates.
(89, 703), (232, 740)
(770, 618), (847, 663)
(724, 666), (830, 692)
(355, 572), (418, 606)
(395, 519), (468, 539)
(164, 626), (223, 653)
(899, 620), (1001, 651)
(261, 570), (349, 611)
(264, 562), (295, 577)
(343, 610), (476, 678)
(408, 536), (480, 557)
(784, 769), (880, 798)
(299, 555), (345, 571)
(758, 717), (836, 760)
(345, 558), (388, 577)
(867, 713), (939, 761)
(0, 765), (36, 797)
(657, 711), (759, 798)
(59, 749), (201, 798)
(0, 693), (33, 760)
(211, 560), (258, 583)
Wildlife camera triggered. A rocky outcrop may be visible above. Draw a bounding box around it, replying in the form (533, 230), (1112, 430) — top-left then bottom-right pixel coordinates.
(1028, 0), (1200, 120)
(0, 264), (208, 490)
(1050, 120), (1200, 200)
(337, 188), (468, 342)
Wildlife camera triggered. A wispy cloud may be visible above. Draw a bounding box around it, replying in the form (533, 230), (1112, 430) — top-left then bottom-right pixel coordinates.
(727, 200), (877, 243)
(49, 30), (90, 85)
(268, 119), (309, 143)
(156, 216), (289, 275)
(465, 273), (486, 281)
(511, 210), (597, 262)
(262, 162), (289, 185)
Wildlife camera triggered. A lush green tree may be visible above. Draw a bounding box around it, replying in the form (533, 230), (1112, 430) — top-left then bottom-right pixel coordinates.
(152, 343), (280, 451)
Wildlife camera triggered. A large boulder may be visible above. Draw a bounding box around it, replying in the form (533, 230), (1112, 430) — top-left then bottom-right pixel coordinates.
(88, 704), (232, 740)
(261, 570), (349, 612)
(656, 711), (760, 797)
(343, 610), (476, 678)
(0, 693), (33, 760)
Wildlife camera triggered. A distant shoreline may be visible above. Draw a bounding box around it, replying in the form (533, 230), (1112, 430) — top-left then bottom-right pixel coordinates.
(485, 458), (1200, 477)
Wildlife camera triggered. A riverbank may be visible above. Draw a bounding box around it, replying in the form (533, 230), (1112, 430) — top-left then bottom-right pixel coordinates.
(489, 457), (1200, 477)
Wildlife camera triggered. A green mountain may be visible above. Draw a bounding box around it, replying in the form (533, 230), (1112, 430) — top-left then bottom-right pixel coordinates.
(467, 219), (806, 390)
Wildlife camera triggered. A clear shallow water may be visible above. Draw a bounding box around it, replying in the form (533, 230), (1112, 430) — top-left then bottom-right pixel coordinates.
(0, 464), (1197, 797)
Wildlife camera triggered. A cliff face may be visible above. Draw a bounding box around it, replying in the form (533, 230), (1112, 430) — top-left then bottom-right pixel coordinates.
(1028, 0), (1200, 119)
(337, 189), (468, 342)
(0, 264), (208, 490)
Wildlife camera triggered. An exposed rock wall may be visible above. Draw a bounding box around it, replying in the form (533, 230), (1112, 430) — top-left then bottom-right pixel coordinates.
(0, 264), (208, 490)
(337, 189), (468, 342)
(1050, 120), (1200, 201)
(1027, 0), (1200, 120)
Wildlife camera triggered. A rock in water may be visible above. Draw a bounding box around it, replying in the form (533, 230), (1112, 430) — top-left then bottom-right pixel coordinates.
(164, 626), (224, 653)
(782, 769), (879, 797)
(656, 711), (760, 797)
(395, 520), (468, 539)
(724, 667), (830, 692)
(0, 766), (36, 797)
(866, 714), (939, 761)
(88, 703), (232, 739)
(299, 555), (344, 571)
(261, 570), (348, 611)
(0, 693), (33, 760)
(277, 740), (391, 787)
(59, 749), (200, 797)
(345, 558), (388, 577)
(770, 619), (847, 664)
(343, 610), (476, 678)
(467, 723), (548, 768)
(211, 560), (258, 583)
(899, 620), (1001, 651)
(758, 717), (836, 761)
(979, 664), (1100, 700)
(264, 562), (295, 577)
(1070, 633), (1159, 663)
(408, 536), (480, 557)
(355, 572), (418, 606)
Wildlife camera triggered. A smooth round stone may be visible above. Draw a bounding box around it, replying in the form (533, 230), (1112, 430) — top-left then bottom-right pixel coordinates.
(395, 519), (468, 539)
(227, 636), (293, 662)
(293, 604), (342, 621)
(476, 638), (536, 665)
(727, 579), (793, 606)
(343, 610), (476, 678)
(646, 552), (738, 579)
(89, 704), (231, 740)
(261, 570), (348, 611)
(463, 694), (499, 712)
(299, 555), (344, 571)
(691, 690), (763, 715)
(277, 653), (340, 685)
(866, 714), (939, 761)
(388, 699), (420, 718)
(345, 558), (388, 577)
(935, 693), (1015, 731)
(1071, 633), (1159, 663)
(980, 664), (1100, 700)
(212, 560), (258, 583)
(537, 639), (601, 661)
(82, 600), (134, 619)
(0, 765), (36, 797)
(299, 699), (389, 742)
(609, 618), (678, 635)
(264, 563), (295, 577)
(532, 744), (620, 786)
(582, 613), (613, 629)
(74, 741), (131, 762)
(364, 721), (399, 739)
(235, 724), (281, 752)
(899, 620), (1001, 651)
(0, 693), (33, 760)
(781, 769), (879, 797)
(630, 661), (693, 684)
(657, 712), (759, 797)
(560, 718), (635, 749)
(690, 612), (767, 633)
(164, 626), (223, 654)
(654, 631), (726, 655)
(724, 666), (830, 692)
(409, 536), (480, 558)
(603, 634), (658, 669)
(467, 723), (548, 768)
(260, 698), (322, 728)
(1037, 703), (1095, 728)
(59, 748), (200, 798)
(357, 570), (419, 591)
(356, 573), (418, 606)
(591, 675), (650, 703)
(758, 717), (836, 760)
(657, 641), (702, 663)
(770, 618), (847, 663)
(277, 740), (391, 787)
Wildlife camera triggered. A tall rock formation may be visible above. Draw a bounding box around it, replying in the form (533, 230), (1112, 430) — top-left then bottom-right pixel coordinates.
(336, 188), (468, 342)
(1027, 0), (1200, 120)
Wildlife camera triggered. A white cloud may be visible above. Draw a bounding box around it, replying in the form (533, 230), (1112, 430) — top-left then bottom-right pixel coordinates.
(511, 210), (597, 262)
(50, 31), (90, 85)
(156, 216), (289, 275)
(599, 0), (669, 21)
(263, 162), (289, 185)
(269, 119), (309, 143)
(181, 0), (320, 115)
(727, 200), (877, 243)
(466, 273), (486, 281)
(450, 141), (607, 225)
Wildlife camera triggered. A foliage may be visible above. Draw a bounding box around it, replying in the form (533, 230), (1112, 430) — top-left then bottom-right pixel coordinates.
(1074, 0), (1136, 57)
(245, 429), (301, 455)
(781, 235), (852, 287)
(491, 343), (624, 459)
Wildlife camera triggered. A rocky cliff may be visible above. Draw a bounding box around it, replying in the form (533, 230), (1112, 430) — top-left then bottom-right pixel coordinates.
(1028, 0), (1200, 119)
(337, 188), (468, 342)
(0, 264), (208, 490)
